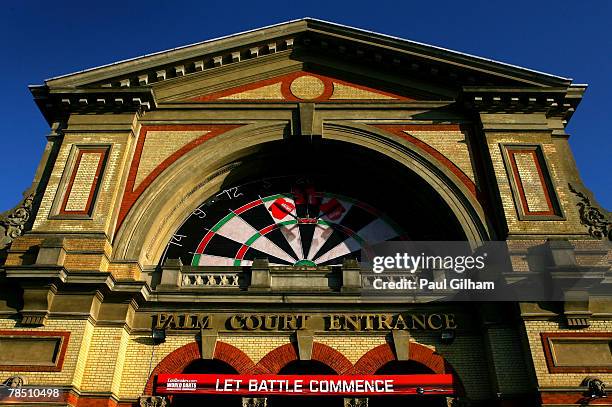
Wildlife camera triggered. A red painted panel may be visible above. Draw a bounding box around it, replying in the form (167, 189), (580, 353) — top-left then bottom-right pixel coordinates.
(156, 373), (455, 396)
(0, 330), (70, 372)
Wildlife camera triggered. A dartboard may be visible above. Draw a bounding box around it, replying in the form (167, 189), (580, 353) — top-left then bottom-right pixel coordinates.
(161, 178), (405, 267)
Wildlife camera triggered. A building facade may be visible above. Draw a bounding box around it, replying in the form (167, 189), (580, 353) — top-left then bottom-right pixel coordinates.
(0, 19), (611, 407)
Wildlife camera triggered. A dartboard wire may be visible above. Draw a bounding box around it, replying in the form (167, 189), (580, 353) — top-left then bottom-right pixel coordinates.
(308, 220), (364, 262)
(227, 207), (298, 265)
(196, 253), (245, 267)
(307, 198), (354, 259)
(312, 218), (398, 265)
(268, 199), (308, 260)
(307, 222), (334, 260)
(323, 192), (407, 239)
(261, 193), (306, 261)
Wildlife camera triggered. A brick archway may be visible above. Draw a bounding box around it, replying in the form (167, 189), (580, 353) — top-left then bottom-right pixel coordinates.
(353, 342), (465, 396)
(144, 341), (258, 394)
(256, 342), (354, 375)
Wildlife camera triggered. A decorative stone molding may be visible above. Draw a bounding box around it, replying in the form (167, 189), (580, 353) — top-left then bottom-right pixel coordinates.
(2, 376), (27, 387)
(29, 87), (155, 124)
(462, 86), (582, 121)
(583, 377), (607, 398)
(97, 37), (293, 90)
(139, 396), (168, 407)
(20, 314), (48, 326)
(566, 316), (590, 328)
(242, 398), (267, 407)
(0, 192), (34, 251)
(344, 398), (368, 407)
(182, 272), (240, 287)
(568, 184), (612, 241)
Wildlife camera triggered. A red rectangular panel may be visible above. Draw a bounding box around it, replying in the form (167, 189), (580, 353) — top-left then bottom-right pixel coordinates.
(506, 146), (558, 217)
(60, 147), (108, 216)
(155, 373), (455, 396)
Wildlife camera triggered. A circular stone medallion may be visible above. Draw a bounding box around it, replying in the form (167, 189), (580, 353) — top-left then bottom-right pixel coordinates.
(289, 75), (325, 100)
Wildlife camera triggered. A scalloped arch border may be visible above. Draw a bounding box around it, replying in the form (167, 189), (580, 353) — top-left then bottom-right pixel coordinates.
(143, 340), (465, 397)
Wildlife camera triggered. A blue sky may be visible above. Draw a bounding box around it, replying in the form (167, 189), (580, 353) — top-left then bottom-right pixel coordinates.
(0, 0), (610, 213)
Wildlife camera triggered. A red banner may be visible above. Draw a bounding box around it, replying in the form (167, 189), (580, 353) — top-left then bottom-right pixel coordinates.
(156, 374), (454, 396)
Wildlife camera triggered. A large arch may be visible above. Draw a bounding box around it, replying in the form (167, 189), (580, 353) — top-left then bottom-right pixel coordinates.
(143, 341), (259, 395)
(354, 342), (466, 396)
(256, 342), (354, 375)
(113, 121), (491, 266)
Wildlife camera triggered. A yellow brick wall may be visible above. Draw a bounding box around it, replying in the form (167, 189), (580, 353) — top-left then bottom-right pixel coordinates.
(407, 129), (476, 183)
(486, 132), (586, 235)
(524, 320), (612, 388)
(81, 326), (129, 393)
(119, 334), (193, 398)
(512, 151), (550, 212)
(33, 132), (132, 236)
(135, 130), (209, 187)
(316, 334), (387, 364)
(114, 332), (494, 400)
(507, 239), (610, 273)
(73, 320), (94, 389)
(111, 328), (129, 395)
(0, 318), (92, 388)
(0, 321), (512, 402)
(221, 334), (291, 363)
(64, 151), (104, 212)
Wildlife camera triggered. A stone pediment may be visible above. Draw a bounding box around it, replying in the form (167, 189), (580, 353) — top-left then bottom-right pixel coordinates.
(179, 71), (415, 102)
(30, 18), (584, 123)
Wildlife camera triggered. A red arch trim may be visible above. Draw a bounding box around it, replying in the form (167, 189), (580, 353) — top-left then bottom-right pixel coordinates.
(354, 342), (447, 374)
(354, 343), (465, 396)
(372, 124), (478, 199)
(256, 342), (354, 375)
(145, 341), (464, 396)
(144, 341), (258, 395)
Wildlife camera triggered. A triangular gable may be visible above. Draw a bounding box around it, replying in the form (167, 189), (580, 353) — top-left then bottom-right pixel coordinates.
(42, 19), (571, 90)
(31, 18), (582, 125)
(187, 71), (412, 102)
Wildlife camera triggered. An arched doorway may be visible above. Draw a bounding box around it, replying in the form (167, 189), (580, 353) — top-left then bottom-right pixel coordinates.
(267, 360), (344, 407)
(355, 343), (463, 407)
(171, 359), (242, 407)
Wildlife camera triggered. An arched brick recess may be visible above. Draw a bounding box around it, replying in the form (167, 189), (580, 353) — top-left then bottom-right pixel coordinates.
(214, 341), (261, 374)
(257, 342), (354, 375)
(409, 342), (446, 374)
(144, 341), (257, 394)
(311, 342), (354, 375)
(353, 343), (397, 375)
(353, 342), (465, 396)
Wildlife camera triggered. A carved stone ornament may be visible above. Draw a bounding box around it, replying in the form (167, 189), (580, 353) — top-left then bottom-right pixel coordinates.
(138, 396), (168, 407)
(583, 377), (607, 398)
(2, 376), (27, 387)
(344, 398), (369, 407)
(568, 184), (612, 241)
(0, 192), (34, 250)
(242, 397), (267, 407)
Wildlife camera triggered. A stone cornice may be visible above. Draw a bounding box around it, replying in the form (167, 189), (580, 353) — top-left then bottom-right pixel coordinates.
(461, 85), (585, 123)
(30, 86), (156, 125)
(43, 19), (571, 90)
(29, 20), (583, 126)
